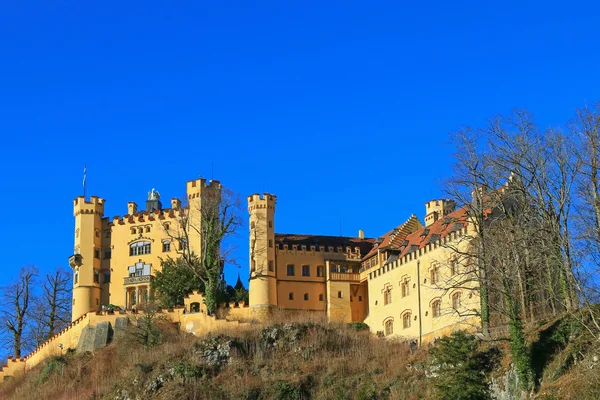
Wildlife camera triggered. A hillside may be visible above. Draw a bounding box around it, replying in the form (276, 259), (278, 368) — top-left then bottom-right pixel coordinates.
(1, 311), (599, 400)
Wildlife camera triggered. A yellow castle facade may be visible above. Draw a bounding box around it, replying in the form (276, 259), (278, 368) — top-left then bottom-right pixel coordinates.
(248, 193), (480, 342)
(0, 177), (482, 381)
(68, 178), (479, 342)
(69, 178), (221, 321)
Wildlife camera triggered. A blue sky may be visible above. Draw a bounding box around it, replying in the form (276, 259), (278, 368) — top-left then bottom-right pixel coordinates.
(0, 1), (598, 289)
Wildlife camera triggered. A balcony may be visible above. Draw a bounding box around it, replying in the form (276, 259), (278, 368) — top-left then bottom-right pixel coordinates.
(124, 275), (152, 285)
(68, 254), (83, 269)
(330, 272), (360, 281)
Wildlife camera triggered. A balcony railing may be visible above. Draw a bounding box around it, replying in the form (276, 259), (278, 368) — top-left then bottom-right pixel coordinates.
(330, 272), (360, 281)
(124, 275), (152, 285)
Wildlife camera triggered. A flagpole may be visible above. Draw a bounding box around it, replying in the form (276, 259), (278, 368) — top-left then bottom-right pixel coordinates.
(83, 164), (87, 199)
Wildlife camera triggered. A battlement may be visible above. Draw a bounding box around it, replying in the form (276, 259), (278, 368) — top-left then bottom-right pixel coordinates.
(186, 178), (221, 199)
(247, 193), (277, 212)
(109, 207), (180, 226)
(248, 193), (277, 203)
(73, 196), (105, 216)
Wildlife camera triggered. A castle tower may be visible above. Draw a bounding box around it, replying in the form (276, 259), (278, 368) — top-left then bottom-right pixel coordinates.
(247, 193), (277, 314)
(185, 178), (222, 256)
(424, 199), (456, 227)
(69, 196), (105, 321)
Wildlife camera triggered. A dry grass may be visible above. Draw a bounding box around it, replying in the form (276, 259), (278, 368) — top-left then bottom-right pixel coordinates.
(0, 315), (434, 400)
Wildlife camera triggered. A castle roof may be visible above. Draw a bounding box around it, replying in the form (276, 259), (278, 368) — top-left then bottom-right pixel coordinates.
(362, 215), (423, 260)
(275, 233), (376, 256)
(394, 205), (469, 258)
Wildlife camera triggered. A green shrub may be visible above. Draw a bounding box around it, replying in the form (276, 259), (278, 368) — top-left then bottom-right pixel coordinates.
(430, 331), (499, 400)
(347, 322), (370, 332)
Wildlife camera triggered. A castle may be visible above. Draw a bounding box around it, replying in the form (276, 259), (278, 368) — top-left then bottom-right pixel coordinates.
(69, 178), (221, 321)
(248, 192), (479, 342)
(70, 177), (480, 341)
(0, 177), (480, 380)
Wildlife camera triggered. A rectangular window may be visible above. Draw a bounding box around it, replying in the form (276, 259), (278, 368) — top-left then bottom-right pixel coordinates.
(384, 287), (392, 305)
(289, 292), (294, 300)
(130, 242), (151, 256)
(268, 260), (274, 272)
(268, 220), (273, 228)
(103, 271), (111, 284)
(287, 265), (295, 276)
(319, 294), (324, 301)
(302, 265), (310, 277)
(430, 266), (438, 284)
(94, 248), (100, 259)
(269, 239), (273, 248)
(316, 266), (324, 277)
(450, 259), (458, 275)
(74, 271), (78, 284)
(104, 249), (111, 260)
(304, 293), (309, 301)
(337, 291), (342, 298)
(162, 241), (171, 252)
(94, 270), (99, 283)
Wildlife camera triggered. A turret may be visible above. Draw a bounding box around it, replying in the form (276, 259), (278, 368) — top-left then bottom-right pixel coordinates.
(424, 199), (456, 227)
(70, 196), (105, 321)
(185, 178), (222, 253)
(248, 193), (277, 313)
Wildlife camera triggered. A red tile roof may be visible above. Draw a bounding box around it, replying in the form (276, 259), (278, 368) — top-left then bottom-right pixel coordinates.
(395, 205), (469, 259)
(363, 215), (423, 260)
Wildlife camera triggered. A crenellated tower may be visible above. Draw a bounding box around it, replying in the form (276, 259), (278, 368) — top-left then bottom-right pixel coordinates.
(424, 199), (456, 227)
(186, 178), (222, 257)
(248, 193), (277, 314)
(70, 196), (105, 321)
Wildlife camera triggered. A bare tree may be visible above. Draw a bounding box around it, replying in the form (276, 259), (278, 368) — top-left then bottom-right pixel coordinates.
(165, 184), (243, 314)
(441, 109), (586, 389)
(0, 266), (38, 358)
(28, 268), (71, 346)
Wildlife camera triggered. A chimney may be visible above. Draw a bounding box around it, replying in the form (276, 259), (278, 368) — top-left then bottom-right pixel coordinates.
(358, 229), (365, 239)
(127, 202), (138, 215)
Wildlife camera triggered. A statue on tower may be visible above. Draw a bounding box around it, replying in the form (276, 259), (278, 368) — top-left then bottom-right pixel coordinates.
(148, 188), (160, 200)
(146, 188), (163, 212)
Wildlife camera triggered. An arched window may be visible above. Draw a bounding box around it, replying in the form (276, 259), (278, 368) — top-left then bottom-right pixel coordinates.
(431, 299), (441, 318)
(452, 292), (462, 311)
(146, 226), (151, 233)
(138, 227), (144, 235)
(385, 319), (394, 336)
(130, 241), (151, 256)
(131, 228), (136, 235)
(179, 239), (188, 251)
(403, 312), (412, 329)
